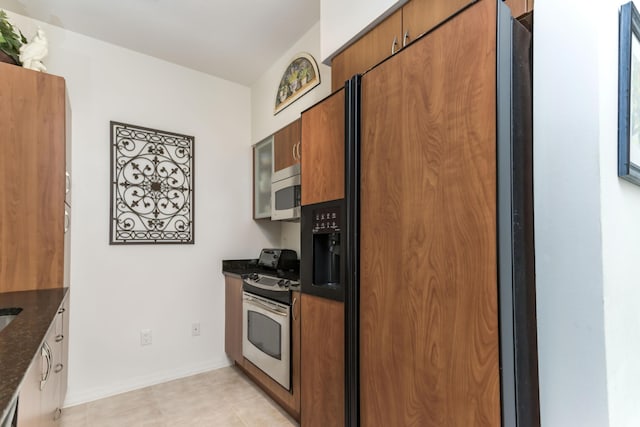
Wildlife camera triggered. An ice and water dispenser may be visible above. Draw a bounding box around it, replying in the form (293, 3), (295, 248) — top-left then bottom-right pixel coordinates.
(301, 199), (344, 301)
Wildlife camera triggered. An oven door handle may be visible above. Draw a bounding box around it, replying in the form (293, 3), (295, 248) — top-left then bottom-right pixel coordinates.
(244, 296), (289, 317)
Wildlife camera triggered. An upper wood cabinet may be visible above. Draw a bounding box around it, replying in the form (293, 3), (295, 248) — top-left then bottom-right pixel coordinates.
(301, 89), (345, 205)
(253, 136), (273, 219)
(0, 63), (67, 292)
(273, 119), (301, 173)
(505, 0), (533, 17)
(331, 10), (402, 92)
(402, 0), (474, 45)
(331, 0), (474, 91)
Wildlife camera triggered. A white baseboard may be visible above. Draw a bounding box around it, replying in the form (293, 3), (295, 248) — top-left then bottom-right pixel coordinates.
(63, 358), (232, 407)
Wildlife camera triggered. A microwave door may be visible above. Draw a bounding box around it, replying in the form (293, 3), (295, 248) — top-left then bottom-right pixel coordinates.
(271, 175), (301, 221)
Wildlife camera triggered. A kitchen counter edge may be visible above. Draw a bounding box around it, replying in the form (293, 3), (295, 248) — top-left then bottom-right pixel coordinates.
(0, 288), (69, 423)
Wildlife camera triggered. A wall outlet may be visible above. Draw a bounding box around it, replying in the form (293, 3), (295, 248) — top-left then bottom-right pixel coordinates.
(191, 322), (200, 336)
(140, 329), (152, 346)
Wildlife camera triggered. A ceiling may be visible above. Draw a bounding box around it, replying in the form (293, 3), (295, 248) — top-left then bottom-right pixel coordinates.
(0, 0), (320, 85)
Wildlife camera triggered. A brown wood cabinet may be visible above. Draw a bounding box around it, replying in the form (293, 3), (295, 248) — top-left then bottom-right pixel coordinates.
(301, 89), (345, 205)
(505, 0), (533, 17)
(331, 9), (402, 92)
(331, 0), (474, 91)
(0, 63), (67, 293)
(358, 0), (501, 425)
(253, 136), (273, 219)
(273, 119), (301, 173)
(300, 294), (344, 427)
(224, 274), (243, 365)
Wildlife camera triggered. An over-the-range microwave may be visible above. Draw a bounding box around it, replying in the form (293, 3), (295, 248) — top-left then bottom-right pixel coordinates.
(271, 163), (301, 221)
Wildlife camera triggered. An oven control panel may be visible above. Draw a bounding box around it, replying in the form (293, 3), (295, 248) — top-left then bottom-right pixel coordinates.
(312, 206), (340, 234)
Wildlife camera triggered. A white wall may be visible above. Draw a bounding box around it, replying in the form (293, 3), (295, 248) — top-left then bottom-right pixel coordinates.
(597, 1), (640, 425)
(251, 21), (332, 255)
(251, 21), (332, 144)
(535, 0), (640, 425)
(4, 11), (281, 406)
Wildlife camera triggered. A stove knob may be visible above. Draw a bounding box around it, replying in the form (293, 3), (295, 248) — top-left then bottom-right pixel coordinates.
(249, 273), (259, 281)
(277, 279), (290, 287)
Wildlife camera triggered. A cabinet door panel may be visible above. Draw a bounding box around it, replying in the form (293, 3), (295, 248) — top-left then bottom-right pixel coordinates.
(359, 0), (501, 425)
(301, 90), (345, 206)
(17, 353), (43, 427)
(505, 0), (527, 17)
(253, 137), (273, 219)
(273, 119), (301, 172)
(402, 0), (473, 44)
(300, 294), (344, 427)
(0, 63), (66, 292)
(331, 9), (402, 92)
(291, 291), (301, 416)
(224, 275), (243, 364)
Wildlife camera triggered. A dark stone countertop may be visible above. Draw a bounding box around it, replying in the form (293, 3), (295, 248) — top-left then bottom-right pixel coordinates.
(0, 288), (68, 423)
(222, 259), (300, 281)
(221, 259), (258, 277)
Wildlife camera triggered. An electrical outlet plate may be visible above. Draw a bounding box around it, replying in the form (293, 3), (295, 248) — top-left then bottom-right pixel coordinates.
(191, 322), (200, 336)
(140, 329), (152, 346)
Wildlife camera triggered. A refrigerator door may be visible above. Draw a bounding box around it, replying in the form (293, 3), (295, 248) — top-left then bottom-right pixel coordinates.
(347, 0), (509, 425)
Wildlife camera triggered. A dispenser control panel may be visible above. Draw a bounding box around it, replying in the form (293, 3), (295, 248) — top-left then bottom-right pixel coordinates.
(312, 206), (340, 233)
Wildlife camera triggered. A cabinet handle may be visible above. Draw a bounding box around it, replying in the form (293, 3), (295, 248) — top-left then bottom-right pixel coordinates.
(54, 408), (62, 420)
(295, 141), (301, 161)
(64, 210), (70, 233)
(65, 171), (71, 195)
(58, 307), (66, 314)
(292, 142), (298, 161)
(403, 30), (410, 48)
(391, 35), (398, 55)
(55, 334), (64, 342)
(292, 297), (298, 321)
(40, 342), (52, 390)
(54, 363), (64, 373)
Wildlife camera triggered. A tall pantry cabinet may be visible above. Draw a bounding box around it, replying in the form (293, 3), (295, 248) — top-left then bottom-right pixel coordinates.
(0, 62), (70, 291)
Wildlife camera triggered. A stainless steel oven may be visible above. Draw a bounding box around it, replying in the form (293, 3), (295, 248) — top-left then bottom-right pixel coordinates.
(242, 291), (291, 390)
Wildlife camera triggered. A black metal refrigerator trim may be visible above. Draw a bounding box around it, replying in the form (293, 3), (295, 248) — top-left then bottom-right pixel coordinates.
(497, 2), (540, 426)
(344, 75), (362, 427)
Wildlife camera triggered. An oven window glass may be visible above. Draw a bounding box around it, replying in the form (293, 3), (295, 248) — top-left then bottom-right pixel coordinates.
(247, 310), (282, 360)
(275, 185), (301, 210)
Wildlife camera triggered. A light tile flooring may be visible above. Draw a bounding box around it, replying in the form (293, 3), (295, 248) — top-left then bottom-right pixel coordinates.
(59, 366), (298, 427)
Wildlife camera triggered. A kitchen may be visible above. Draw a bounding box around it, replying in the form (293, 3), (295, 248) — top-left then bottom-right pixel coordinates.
(1, 0), (639, 426)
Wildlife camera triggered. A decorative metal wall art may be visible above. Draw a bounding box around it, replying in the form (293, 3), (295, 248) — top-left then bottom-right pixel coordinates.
(619, 1), (640, 185)
(274, 52), (320, 115)
(110, 121), (194, 244)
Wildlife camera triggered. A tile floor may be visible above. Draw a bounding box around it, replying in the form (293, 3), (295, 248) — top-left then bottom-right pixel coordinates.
(59, 366), (298, 427)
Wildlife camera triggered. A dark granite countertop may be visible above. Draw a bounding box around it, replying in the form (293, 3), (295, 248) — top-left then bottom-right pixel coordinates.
(222, 259), (300, 281)
(221, 259), (258, 277)
(0, 288), (68, 423)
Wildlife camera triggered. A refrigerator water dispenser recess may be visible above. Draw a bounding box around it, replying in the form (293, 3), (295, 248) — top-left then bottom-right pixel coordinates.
(300, 200), (345, 301)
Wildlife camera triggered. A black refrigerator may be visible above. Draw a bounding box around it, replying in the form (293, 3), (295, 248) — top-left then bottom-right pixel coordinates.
(339, 1), (538, 426)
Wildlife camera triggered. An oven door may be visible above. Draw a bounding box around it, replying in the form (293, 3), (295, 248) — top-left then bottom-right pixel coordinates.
(271, 173), (301, 221)
(242, 291), (291, 390)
